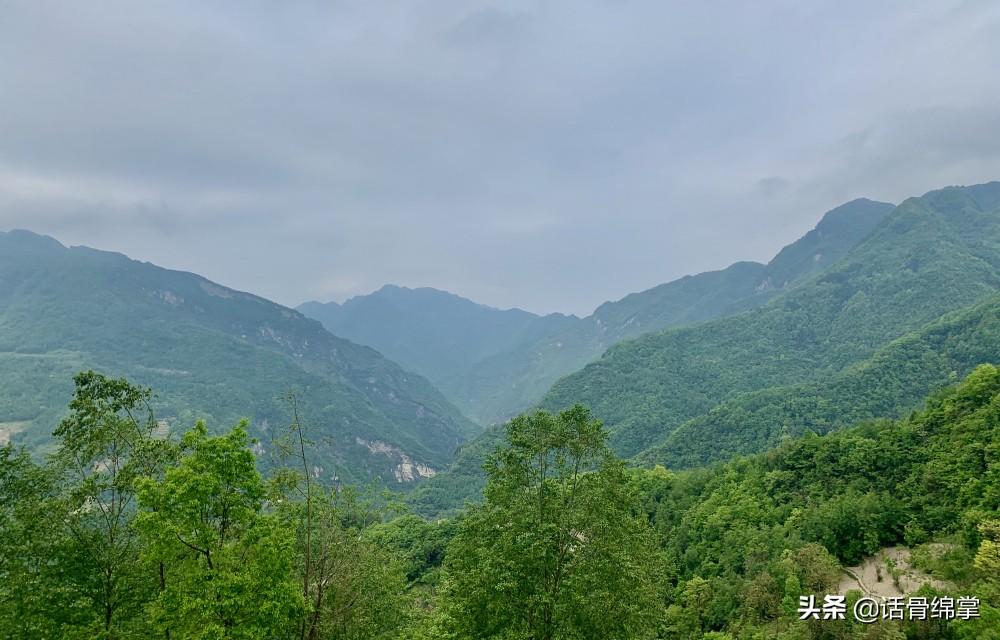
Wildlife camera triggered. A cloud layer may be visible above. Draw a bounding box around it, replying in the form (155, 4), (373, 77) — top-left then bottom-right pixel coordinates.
(3, 1), (1000, 314)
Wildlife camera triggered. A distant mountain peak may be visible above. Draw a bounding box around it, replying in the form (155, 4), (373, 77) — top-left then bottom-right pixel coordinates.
(812, 197), (894, 230)
(1, 228), (66, 252)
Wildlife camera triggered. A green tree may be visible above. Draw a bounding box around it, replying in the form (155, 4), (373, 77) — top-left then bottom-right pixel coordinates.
(740, 571), (781, 627)
(287, 487), (411, 640)
(0, 444), (94, 636)
(48, 371), (174, 638)
(272, 394), (412, 640)
(441, 405), (665, 640)
(975, 519), (1000, 590)
(136, 421), (303, 639)
(681, 576), (713, 633)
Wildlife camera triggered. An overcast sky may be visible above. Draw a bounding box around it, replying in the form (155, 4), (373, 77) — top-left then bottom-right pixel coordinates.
(3, 1), (1000, 315)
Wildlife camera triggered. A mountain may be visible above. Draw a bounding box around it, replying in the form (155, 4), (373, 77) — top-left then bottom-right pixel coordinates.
(541, 182), (1000, 456)
(413, 283), (1000, 520)
(300, 198), (894, 425)
(298, 286), (577, 391)
(410, 292), (1000, 516)
(298, 287), (582, 426)
(454, 198), (896, 423)
(0, 230), (477, 485)
(590, 197), (896, 330)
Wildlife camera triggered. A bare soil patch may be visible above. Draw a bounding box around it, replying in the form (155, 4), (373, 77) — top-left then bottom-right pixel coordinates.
(837, 546), (952, 598)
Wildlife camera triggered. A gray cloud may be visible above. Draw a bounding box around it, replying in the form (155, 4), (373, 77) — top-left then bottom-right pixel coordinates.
(2, 0), (1000, 315)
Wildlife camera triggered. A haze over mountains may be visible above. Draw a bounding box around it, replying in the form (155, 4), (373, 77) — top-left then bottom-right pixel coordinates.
(300, 197), (895, 425)
(5, 181), (1000, 506)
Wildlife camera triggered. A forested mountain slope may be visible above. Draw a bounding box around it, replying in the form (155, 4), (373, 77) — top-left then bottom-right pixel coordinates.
(301, 198), (893, 425)
(541, 182), (1000, 456)
(637, 292), (1000, 468)
(0, 230), (476, 484)
(640, 363), (1000, 638)
(410, 291), (1000, 516)
(298, 286), (585, 425)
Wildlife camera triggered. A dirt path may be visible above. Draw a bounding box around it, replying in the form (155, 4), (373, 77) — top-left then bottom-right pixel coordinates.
(837, 546), (951, 598)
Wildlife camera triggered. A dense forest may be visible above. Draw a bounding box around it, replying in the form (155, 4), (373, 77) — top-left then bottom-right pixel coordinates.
(3, 367), (998, 639)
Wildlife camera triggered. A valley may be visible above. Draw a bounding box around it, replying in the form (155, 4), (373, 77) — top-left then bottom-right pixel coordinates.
(300, 198), (895, 426)
(6, 5), (1000, 637)
(4, 182), (1000, 639)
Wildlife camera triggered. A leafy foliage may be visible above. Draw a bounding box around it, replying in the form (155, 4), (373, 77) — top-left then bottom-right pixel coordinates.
(637, 364), (1000, 638)
(136, 422), (303, 638)
(2, 367), (1000, 639)
(440, 406), (667, 640)
(48, 372), (177, 637)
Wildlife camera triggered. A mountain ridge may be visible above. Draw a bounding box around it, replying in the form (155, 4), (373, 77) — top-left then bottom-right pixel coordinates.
(406, 181), (1000, 515)
(300, 197), (895, 424)
(0, 229), (477, 485)
(541, 182), (1000, 455)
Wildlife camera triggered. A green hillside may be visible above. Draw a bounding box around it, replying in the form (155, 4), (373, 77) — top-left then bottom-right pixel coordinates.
(410, 292), (1000, 516)
(0, 231), (476, 485)
(542, 183), (1000, 456)
(637, 363), (1000, 638)
(638, 293), (1000, 469)
(6, 363), (999, 638)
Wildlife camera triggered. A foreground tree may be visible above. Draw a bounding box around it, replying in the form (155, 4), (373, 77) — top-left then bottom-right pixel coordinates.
(273, 393), (412, 640)
(49, 371), (174, 638)
(0, 444), (92, 636)
(441, 405), (666, 640)
(277, 486), (412, 640)
(136, 422), (303, 639)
